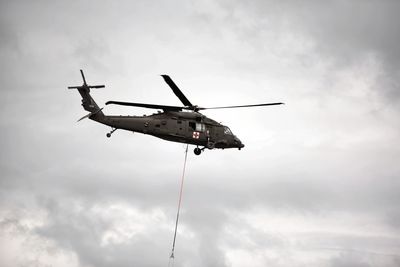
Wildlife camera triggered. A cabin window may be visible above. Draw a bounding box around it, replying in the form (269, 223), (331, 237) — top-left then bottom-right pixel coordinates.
(189, 122), (196, 130)
(196, 123), (205, 132)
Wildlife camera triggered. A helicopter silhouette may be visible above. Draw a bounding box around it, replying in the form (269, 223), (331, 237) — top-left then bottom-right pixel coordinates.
(68, 70), (283, 155)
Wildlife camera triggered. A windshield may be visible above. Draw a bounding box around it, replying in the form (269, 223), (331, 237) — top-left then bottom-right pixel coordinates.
(224, 126), (232, 135)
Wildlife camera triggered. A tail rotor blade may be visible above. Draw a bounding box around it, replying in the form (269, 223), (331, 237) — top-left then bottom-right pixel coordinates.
(68, 70), (105, 90)
(90, 85), (105, 89)
(80, 69), (87, 85)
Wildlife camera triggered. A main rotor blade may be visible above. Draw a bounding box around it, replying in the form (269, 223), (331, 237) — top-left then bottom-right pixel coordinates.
(198, 102), (284, 110)
(161, 75), (193, 107)
(106, 100), (185, 111)
(80, 69), (87, 85)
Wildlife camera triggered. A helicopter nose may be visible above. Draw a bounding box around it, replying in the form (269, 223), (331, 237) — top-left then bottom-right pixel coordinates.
(234, 137), (244, 149)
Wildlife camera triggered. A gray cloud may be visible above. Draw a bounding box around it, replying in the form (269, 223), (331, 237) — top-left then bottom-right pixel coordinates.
(1, 0), (400, 267)
(221, 0), (400, 101)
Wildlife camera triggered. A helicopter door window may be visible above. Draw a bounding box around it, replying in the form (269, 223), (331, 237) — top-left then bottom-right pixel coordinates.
(189, 122), (196, 130)
(196, 123), (205, 132)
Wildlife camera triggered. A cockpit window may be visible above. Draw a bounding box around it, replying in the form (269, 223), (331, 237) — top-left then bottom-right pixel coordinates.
(224, 126), (232, 135)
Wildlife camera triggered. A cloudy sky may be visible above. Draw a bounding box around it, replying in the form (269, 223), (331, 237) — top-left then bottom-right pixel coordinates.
(1, 0), (400, 266)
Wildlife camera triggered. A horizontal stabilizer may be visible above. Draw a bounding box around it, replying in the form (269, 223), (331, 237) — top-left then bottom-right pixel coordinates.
(77, 108), (104, 122)
(77, 113), (92, 122)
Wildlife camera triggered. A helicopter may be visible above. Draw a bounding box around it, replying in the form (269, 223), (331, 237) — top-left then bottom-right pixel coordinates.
(68, 70), (283, 155)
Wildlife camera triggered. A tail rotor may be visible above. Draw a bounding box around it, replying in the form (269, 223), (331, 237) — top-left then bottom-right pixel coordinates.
(68, 69), (105, 119)
(68, 69), (105, 91)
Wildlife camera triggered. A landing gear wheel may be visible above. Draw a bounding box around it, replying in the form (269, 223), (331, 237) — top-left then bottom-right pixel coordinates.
(194, 147), (201, 155)
(106, 128), (117, 138)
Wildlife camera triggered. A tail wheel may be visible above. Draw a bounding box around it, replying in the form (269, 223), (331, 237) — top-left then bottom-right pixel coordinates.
(106, 128), (117, 138)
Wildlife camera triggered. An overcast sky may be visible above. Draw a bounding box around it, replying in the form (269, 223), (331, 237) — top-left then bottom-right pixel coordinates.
(1, 0), (400, 266)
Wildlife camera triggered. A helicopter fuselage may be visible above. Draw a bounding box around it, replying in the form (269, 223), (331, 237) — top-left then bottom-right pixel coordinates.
(92, 111), (244, 150)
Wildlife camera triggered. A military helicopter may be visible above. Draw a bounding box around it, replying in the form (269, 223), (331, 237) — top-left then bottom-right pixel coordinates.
(68, 70), (283, 155)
